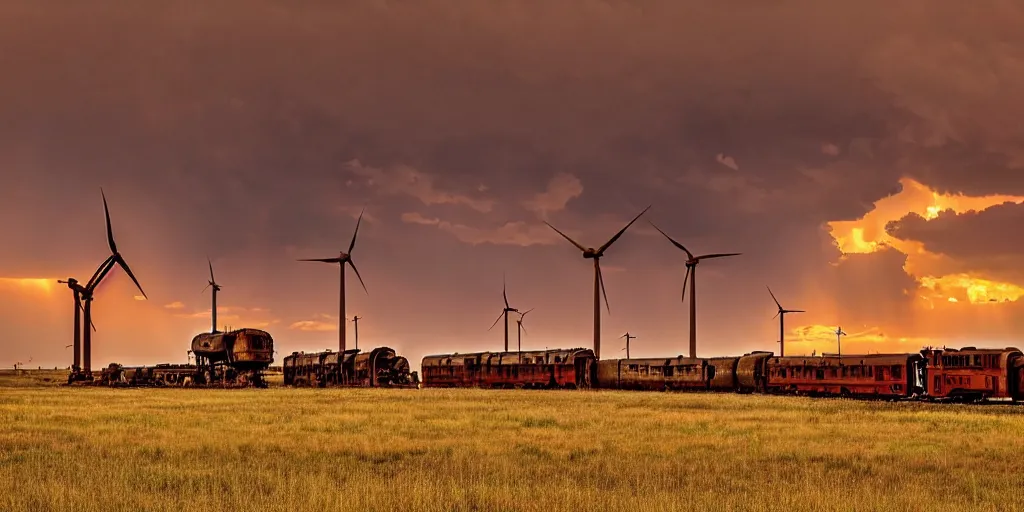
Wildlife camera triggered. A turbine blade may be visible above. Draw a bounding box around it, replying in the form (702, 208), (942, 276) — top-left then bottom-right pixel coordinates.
(772, 310), (780, 320)
(101, 188), (117, 255)
(520, 324), (527, 335)
(767, 286), (782, 309)
(681, 265), (691, 303)
(208, 257), (216, 283)
(543, 221), (587, 252)
(597, 260), (610, 314)
(348, 259), (368, 295)
(696, 253), (742, 260)
(597, 205), (651, 254)
(348, 207), (365, 254)
(520, 308), (534, 318)
(648, 222), (693, 259)
(297, 258), (343, 263)
(503, 273), (510, 309)
(201, 283), (211, 294)
(785, 309), (806, 313)
(620, 333), (628, 338)
(116, 255), (147, 300)
(488, 311), (504, 331)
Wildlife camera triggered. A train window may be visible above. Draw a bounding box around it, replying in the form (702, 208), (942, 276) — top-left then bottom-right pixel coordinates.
(942, 356), (950, 367)
(892, 366), (902, 379)
(628, 364), (639, 372)
(974, 355), (981, 366)
(867, 367), (873, 377)
(554, 356), (562, 363)
(640, 365), (649, 376)
(664, 367), (674, 377)
(815, 369), (824, 380)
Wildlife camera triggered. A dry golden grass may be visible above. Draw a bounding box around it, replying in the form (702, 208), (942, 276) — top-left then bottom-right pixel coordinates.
(2, 377), (1023, 511)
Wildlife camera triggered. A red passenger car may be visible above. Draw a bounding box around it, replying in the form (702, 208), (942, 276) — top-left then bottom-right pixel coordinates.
(420, 348), (596, 389)
(765, 354), (923, 398)
(920, 347), (1022, 401)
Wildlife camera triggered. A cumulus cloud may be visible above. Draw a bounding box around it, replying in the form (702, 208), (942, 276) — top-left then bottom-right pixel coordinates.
(163, 301), (185, 309)
(289, 320), (337, 332)
(886, 202), (1024, 260)
(401, 213), (559, 247)
(522, 172), (583, 217)
(344, 160), (494, 213)
(715, 153), (739, 171)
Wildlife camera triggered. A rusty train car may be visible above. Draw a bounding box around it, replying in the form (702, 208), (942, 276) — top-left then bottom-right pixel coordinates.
(95, 328), (276, 388)
(422, 346), (1024, 402)
(421, 348), (596, 389)
(282, 346), (418, 388)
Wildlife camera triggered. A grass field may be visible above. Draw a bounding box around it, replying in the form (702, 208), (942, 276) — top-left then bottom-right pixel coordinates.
(2, 371), (1023, 511)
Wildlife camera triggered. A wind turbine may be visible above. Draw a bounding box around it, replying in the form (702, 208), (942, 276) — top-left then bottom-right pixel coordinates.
(65, 190), (147, 378)
(488, 275), (519, 352)
(544, 205), (650, 359)
(351, 315), (361, 350)
(620, 332), (636, 359)
(515, 308), (534, 361)
(297, 208), (368, 354)
(835, 326), (846, 359)
(767, 286), (804, 357)
(201, 257), (222, 334)
(649, 223), (740, 358)
(56, 277), (93, 373)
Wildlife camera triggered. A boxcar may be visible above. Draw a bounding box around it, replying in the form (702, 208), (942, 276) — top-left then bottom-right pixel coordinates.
(736, 351), (774, 393)
(765, 353), (923, 398)
(595, 356), (709, 391)
(420, 348), (595, 389)
(706, 356), (740, 391)
(920, 347), (1023, 401)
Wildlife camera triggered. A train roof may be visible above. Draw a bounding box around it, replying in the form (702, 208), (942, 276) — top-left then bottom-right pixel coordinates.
(421, 348), (594, 366)
(770, 353), (922, 367)
(925, 346), (1022, 355)
(606, 356), (705, 366)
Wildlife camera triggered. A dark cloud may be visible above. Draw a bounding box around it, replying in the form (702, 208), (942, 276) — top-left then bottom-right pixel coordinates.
(4, 1), (1024, 365)
(886, 203), (1024, 273)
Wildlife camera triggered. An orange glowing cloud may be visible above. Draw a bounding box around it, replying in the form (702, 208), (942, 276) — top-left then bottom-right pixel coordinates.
(826, 177), (1024, 306)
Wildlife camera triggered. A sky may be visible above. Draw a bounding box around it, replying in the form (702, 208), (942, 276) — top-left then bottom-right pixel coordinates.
(4, 1), (1024, 371)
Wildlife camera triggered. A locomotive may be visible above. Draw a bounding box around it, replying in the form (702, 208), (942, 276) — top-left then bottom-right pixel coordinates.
(96, 328), (275, 388)
(282, 346), (419, 388)
(421, 345), (1024, 402)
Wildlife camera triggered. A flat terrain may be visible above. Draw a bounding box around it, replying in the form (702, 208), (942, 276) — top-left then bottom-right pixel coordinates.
(1, 372), (1023, 511)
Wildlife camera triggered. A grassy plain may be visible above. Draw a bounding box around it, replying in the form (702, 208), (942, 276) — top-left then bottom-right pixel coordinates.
(1, 371), (1023, 511)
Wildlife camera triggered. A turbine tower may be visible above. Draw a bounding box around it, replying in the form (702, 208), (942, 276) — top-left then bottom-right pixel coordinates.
(488, 276), (519, 352)
(515, 308), (533, 361)
(620, 332), (636, 359)
(65, 189), (148, 379)
(544, 205), (650, 360)
(649, 223), (740, 358)
(201, 257), (222, 334)
(298, 208), (368, 354)
(351, 315), (361, 350)
(57, 277), (93, 373)
(835, 326), (846, 359)
(767, 286), (804, 357)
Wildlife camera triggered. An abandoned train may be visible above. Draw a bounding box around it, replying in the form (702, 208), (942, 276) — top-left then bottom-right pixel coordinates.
(420, 346), (1024, 402)
(97, 328), (275, 388)
(283, 347), (419, 388)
